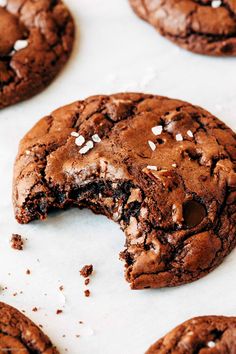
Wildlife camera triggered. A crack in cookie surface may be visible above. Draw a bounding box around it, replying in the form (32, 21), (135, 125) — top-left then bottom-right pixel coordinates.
(13, 93), (236, 289)
(129, 0), (236, 55)
(146, 315), (236, 353)
(0, 302), (58, 353)
(0, 0), (74, 108)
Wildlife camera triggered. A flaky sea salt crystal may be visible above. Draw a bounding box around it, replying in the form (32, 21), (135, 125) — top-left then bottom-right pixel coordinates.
(14, 40), (28, 51)
(92, 134), (101, 143)
(187, 130), (193, 138)
(207, 341), (216, 348)
(79, 141), (94, 155)
(176, 133), (183, 142)
(75, 135), (85, 147)
(71, 132), (79, 137)
(147, 165), (157, 171)
(148, 140), (156, 151)
(211, 0), (221, 8)
(151, 125), (163, 136)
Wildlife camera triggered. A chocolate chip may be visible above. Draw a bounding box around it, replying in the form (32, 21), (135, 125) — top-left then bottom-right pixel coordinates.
(183, 200), (206, 228)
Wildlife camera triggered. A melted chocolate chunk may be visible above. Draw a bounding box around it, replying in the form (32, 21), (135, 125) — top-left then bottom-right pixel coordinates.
(183, 200), (206, 228)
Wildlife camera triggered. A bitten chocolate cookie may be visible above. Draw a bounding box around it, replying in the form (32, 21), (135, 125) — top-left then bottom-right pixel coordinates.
(0, 0), (74, 109)
(129, 0), (236, 56)
(146, 316), (236, 353)
(13, 93), (236, 289)
(0, 302), (58, 353)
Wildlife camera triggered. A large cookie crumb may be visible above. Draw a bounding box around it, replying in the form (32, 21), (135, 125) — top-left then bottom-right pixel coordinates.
(10, 234), (24, 250)
(80, 265), (94, 278)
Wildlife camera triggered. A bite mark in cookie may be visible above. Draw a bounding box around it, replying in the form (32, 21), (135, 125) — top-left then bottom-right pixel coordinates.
(13, 93), (236, 289)
(0, 0), (74, 108)
(129, 0), (236, 56)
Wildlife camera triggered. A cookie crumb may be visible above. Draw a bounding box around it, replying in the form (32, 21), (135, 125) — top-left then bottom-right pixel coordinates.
(59, 285), (64, 291)
(84, 278), (90, 286)
(32, 307), (38, 312)
(11, 234), (24, 250)
(26, 269), (31, 275)
(84, 290), (90, 297)
(80, 265), (93, 278)
(56, 309), (63, 315)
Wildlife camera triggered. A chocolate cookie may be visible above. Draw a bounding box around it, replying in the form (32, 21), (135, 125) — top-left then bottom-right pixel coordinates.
(13, 93), (236, 289)
(129, 0), (236, 56)
(0, 0), (74, 109)
(146, 315), (236, 353)
(0, 301), (58, 353)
